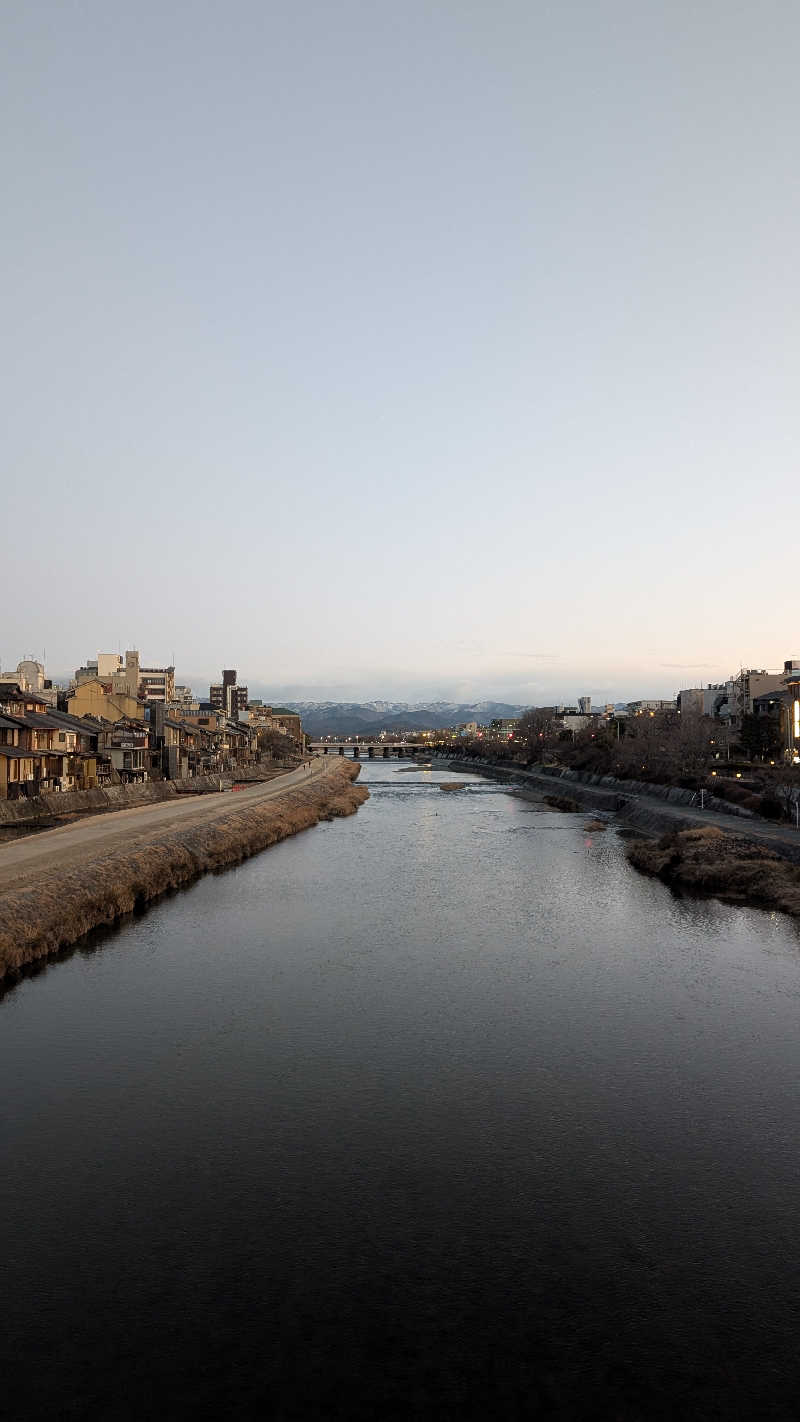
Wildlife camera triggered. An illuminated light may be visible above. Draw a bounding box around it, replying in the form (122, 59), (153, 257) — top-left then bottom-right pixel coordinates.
(794, 699), (800, 739)
(711, 770), (717, 776)
(736, 772), (742, 779)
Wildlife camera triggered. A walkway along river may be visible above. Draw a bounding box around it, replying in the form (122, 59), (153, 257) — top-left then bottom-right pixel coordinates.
(0, 757), (366, 981)
(3, 759), (800, 1418)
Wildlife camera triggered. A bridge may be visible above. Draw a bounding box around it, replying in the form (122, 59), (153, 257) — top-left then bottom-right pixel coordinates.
(310, 741), (434, 759)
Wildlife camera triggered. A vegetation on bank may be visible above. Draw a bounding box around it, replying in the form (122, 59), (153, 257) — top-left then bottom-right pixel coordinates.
(543, 794), (582, 813)
(0, 764), (368, 983)
(626, 826), (800, 917)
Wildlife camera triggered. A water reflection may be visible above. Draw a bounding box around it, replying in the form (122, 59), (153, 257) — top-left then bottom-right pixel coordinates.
(2, 759), (800, 1418)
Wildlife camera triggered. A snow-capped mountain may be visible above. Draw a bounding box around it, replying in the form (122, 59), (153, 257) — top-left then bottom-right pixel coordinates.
(273, 701), (528, 737)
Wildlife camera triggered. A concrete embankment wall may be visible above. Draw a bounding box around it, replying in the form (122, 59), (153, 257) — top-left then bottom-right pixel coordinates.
(0, 763), (367, 983)
(445, 760), (759, 840)
(0, 776), (230, 832)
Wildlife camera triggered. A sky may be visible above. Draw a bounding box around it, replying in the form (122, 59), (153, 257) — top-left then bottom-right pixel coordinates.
(3, 0), (798, 706)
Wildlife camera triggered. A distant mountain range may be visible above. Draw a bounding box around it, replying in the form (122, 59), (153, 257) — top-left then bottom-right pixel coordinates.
(278, 701), (528, 737)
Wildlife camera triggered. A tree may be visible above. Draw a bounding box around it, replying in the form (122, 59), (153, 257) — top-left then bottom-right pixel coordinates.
(258, 727), (297, 761)
(737, 714), (782, 761)
(517, 708), (557, 758)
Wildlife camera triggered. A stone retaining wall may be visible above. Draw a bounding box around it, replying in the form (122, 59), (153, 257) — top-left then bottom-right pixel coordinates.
(446, 760), (753, 818)
(446, 759), (800, 865)
(0, 776), (229, 829)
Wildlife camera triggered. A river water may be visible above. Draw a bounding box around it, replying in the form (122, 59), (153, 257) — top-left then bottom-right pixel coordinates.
(3, 760), (800, 1419)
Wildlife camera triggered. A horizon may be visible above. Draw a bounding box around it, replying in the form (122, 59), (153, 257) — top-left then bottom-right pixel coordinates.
(4, 650), (792, 712)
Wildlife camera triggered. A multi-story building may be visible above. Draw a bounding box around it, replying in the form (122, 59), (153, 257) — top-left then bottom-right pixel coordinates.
(138, 664), (176, 703)
(68, 680), (144, 724)
(209, 669), (248, 717)
(728, 668), (786, 724)
(98, 653), (124, 679)
(13, 659), (58, 707)
(627, 699), (677, 715)
(112, 650), (140, 699)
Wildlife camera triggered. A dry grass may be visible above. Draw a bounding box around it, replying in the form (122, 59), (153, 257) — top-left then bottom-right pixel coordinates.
(544, 794), (582, 813)
(0, 765), (368, 981)
(626, 825), (800, 917)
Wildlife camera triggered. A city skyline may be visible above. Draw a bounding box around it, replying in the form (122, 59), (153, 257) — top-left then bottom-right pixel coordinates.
(3, 640), (797, 711)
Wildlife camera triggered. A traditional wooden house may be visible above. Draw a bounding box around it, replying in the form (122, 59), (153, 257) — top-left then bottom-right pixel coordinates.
(0, 713), (36, 799)
(0, 686), (51, 716)
(102, 719), (151, 783)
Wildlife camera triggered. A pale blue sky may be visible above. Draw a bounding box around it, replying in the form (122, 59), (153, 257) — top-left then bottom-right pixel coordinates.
(3, 1), (798, 703)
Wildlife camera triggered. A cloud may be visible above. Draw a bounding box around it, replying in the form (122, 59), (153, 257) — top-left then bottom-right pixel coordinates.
(449, 642), (558, 662)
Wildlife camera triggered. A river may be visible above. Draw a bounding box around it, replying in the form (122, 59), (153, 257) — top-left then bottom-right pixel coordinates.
(3, 760), (800, 1418)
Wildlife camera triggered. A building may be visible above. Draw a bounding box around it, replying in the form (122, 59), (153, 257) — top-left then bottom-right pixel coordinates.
(111, 650), (140, 699)
(0, 703), (101, 798)
(68, 680), (144, 723)
(728, 669), (786, 725)
(783, 660), (800, 761)
(0, 714), (35, 798)
(490, 718), (520, 739)
(73, 653), (123, 688)
(209, 669), (248, 718)
(74, 658), (99, 687)
(11, 658), (59, 707)
(171, 684), (197, 708)
(137, 663), (175, 703)
(104, 720), (150, 783)
(627, 700), (677, 715)
(270, 709), (303, 744)
(98, 653), (124, 679)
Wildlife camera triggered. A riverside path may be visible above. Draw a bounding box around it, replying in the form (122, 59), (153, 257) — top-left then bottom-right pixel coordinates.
(454, 761), (800, 862)
(0, 759), (333, 891)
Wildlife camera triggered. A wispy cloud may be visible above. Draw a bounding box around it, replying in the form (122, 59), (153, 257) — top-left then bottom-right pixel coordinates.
(452, 641), (557, 661)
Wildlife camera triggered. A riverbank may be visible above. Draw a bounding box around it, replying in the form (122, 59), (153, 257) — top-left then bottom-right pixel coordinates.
(0, 768), (298, 841)
(0, 761), (367, 982)
(447, 757), (800, 917)
(447, 758), (800, 860)
(627, 826), (800, 917)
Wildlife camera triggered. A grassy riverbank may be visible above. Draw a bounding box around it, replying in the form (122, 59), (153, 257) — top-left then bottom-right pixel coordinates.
(0, 763), (367, 982)
(626, 825), (800, 917)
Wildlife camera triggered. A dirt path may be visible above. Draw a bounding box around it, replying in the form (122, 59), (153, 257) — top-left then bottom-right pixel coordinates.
(0, 760), (331, 890)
